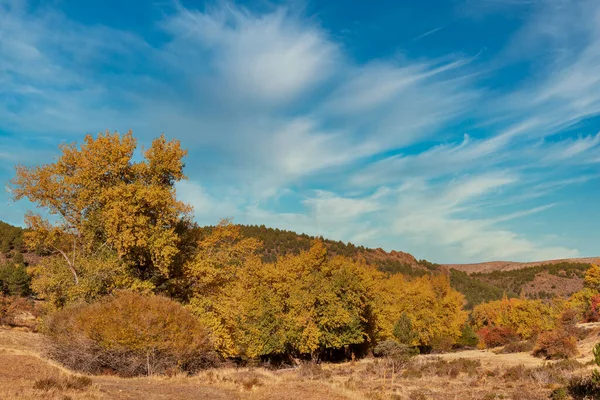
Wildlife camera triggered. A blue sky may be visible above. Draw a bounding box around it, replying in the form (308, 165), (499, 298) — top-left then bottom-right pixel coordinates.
(1, 0), (599, 263)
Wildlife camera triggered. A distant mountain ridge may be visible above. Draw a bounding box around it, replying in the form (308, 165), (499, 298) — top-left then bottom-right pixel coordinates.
(444, 257), (600, 274)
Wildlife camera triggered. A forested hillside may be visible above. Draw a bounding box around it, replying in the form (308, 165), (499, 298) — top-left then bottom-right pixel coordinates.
(0, 221), (23, 259)
(4, 217), (589, 308)
(196, 224), (510, 308)
(472, 262), (592, 299)
(196, 224), (427, 276)
(0, 218), (525, 308)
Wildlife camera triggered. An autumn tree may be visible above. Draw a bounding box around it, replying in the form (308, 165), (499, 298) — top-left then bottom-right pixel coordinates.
(269, 242), (374, 359)
(567, 264), (600, 322)
(471, 297), (564, 343)
(185, 224), (380, 360)
(374, 273), (467, 347)
(11, 131), (192, 305)
(185, 220), (263, 356)
(585, 265), (600, 291)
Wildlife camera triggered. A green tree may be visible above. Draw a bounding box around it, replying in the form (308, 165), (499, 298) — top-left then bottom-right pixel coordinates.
(393, 312), (418, 346)
(0, 262), (31, 296)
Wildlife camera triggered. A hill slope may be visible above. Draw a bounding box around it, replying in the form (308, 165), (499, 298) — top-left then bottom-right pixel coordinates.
(197, 224), (506, 308)
(445, 257), (600, 274)
(3, 219), (595, 307)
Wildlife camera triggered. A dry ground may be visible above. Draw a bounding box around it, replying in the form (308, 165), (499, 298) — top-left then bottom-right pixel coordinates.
(0, 327), (597, 400)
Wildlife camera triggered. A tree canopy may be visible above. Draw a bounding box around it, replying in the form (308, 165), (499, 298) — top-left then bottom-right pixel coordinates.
(11, 131), (192, 305)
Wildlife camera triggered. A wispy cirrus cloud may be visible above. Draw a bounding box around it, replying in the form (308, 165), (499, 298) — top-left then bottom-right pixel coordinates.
(0, 0), (598, 262)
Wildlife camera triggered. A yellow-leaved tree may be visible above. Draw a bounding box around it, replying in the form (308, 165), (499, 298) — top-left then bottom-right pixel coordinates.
(373, 273), (467, 346)
(11, 131), (192, 306)
(264, 242), (375, 359)
(569, 264), (600, 321)
(185, 222), (379, 360)
(471, 297), (564, 340)
(185, 220), (263, 357)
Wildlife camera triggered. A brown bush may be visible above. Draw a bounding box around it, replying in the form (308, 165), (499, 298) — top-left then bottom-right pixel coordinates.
(0, 295), (37, 327)
(533, 329), (578, 360)
(559, 308), (587, 340)
(44, 291), (216, 376)
(429, 335), (454, 353)
(502, 365), (527, 382)
(406, 357), (481, 378)
(477, 326), (519, 348)
(296, 361), (332, 380)
(496, 340), (535, 354)
(33, 375), (92, 392)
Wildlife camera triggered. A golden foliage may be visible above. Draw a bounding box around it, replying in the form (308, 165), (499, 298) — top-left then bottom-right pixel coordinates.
(11, 131), (192, 302)
(31, 252), (154, 309)
(471, 297), (563, 340)
(185, 221), (467, 358)
(584, 264), (600, 291)
(373, 273), (467, 346)
(45, 291), (213, 376)
(12, 131), (476, 361)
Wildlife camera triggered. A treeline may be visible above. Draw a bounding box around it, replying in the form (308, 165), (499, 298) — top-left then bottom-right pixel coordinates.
(0, 222), (30, 297)
(197, 224), (426, 276)
(199, 225), (509, 304)
(1, 216), (508, 308)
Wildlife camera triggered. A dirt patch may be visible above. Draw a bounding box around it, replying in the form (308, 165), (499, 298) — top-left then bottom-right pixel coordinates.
(522, 272), (584, 297)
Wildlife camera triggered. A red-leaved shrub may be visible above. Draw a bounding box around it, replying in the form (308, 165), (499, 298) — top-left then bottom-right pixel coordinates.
(532, 329), (578, 360)
(477, 326), (519, 348)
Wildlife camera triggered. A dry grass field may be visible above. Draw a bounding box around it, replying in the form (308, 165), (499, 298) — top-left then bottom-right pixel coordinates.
(1, 326), (599, 400)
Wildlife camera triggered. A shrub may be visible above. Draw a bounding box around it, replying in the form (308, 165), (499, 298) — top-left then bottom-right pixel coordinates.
(549, 387), (568, 400)
(429, 335), (455, 353)
(373, 340), (418, 368)
(551, 359), (585, 372)
(533, 329), (578, 360)
(497, 340), (534, 354)
(502, 365), (526, 382)
(477, 326), (519, 348)
(297, 361), (332, 380)
(410, 357), (481, 378)
(373, 340), (418, 358)
(0, 294), (37, 327)
(44, 291), (216, 376)
(559, 308), (587, 339)
(567, 376), (600, 399)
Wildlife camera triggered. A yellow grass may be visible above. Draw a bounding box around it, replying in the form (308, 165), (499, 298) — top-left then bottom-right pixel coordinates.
(0, 326), (594, 400)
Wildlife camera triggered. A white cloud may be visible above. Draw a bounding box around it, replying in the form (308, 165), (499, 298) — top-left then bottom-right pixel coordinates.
(388, 174), (578, 262)
(163, 5), (339, 104)
(350, 122), (532, 187)
(0, 1), (597, 263)
(544, 133), (600, 161)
